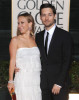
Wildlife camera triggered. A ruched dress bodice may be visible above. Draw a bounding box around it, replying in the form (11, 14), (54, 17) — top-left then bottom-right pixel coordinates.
(14, 47), (42, 100)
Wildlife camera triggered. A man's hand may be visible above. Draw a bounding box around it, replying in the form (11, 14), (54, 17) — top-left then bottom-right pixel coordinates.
(52, 84), (61, 95)
(15, 67), (20, 73)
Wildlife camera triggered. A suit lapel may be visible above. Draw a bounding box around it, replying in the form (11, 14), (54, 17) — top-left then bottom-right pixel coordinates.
(40, 30), (47, 60)
(40, 26), (58, 59)
(47, 26), (58, 56)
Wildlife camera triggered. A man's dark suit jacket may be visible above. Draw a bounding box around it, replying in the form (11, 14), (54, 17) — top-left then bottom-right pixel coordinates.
(36, 26), (72, 91)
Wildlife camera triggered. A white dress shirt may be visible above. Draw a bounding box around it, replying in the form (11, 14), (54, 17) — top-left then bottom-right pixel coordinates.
(44, 24), (56, 54)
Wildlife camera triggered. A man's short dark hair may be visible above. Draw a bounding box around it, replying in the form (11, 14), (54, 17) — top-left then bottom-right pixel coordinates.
(40, 3), (56, 15)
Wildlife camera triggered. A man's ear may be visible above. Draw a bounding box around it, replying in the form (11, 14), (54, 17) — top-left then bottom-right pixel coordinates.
(54, 14), (56, 20)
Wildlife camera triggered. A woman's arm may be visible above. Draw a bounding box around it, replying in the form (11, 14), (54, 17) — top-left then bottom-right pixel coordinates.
(7, 37), (17, 93)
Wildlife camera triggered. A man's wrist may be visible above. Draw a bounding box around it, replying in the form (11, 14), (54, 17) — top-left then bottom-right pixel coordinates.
(55, 84), (62, 88)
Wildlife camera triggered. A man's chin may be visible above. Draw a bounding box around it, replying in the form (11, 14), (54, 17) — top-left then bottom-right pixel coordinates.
(45, 24), (52, 28)
(45, 23), (54, 28)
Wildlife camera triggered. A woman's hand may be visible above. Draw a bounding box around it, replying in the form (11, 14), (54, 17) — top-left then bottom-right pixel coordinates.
(7, 82), (15, 93)
(15, 67), (20, 73)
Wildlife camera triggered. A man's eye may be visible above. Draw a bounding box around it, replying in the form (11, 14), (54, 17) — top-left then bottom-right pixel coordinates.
(49, 14), (52, 16)
(42, 14), (45, 17)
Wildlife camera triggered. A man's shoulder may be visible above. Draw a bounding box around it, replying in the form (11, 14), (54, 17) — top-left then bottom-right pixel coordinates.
(56, 26), (71, 36)
(55, 27), (72, 42)
(56, 26), (68, 33)
(35, 30), (45, 37)
(36, 30), (45, 34)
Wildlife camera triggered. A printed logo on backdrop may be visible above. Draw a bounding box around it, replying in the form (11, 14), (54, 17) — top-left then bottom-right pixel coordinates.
(12, 0), (70, 37)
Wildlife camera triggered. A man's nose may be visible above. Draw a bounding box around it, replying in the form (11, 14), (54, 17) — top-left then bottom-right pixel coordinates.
(45, 15), (49, 20)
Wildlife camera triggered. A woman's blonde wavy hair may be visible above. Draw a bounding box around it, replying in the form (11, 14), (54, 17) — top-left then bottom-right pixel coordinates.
(17, 12), (35, 36)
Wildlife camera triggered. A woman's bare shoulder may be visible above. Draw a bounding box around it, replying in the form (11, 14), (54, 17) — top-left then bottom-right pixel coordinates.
(11, 36), (17, 41)
(9, 36), (19, 47)
(10, 36), (20, 43)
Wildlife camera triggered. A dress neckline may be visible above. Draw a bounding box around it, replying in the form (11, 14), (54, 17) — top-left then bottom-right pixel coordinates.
(17, 47), (38, 52)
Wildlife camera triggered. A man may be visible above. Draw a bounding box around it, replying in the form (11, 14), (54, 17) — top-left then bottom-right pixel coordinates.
(35, 3), (72, 100)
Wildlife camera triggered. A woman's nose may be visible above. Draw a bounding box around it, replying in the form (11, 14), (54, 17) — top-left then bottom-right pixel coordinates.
(18, 23), (21, 28)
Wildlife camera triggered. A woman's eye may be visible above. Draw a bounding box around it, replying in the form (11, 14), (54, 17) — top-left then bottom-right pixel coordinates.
(21, 22), (24, 24)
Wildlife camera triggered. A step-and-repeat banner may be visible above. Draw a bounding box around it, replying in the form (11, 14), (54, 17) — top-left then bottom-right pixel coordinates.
(12, 0), (70, 37)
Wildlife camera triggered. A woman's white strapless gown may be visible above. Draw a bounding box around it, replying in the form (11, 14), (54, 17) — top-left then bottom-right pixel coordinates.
(14, 47), (42, 100)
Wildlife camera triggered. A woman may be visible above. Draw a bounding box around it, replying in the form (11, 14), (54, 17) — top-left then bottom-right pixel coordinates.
(7, 12), (42, 100)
